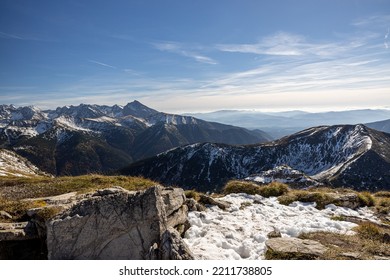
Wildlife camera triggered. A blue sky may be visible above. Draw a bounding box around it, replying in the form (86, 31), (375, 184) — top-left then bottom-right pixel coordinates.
(0, 0), (389, 112)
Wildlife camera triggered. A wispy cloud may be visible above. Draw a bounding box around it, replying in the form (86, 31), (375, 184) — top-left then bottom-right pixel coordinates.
(88, 60), (117, 69)
(153, 41), (218, 65)
(2, 16), (389, 113)
(351, 15), (390, 27)
(0, 31), (24, 40)
(216, 31), (378, 58)
(217, 32), (307, 56)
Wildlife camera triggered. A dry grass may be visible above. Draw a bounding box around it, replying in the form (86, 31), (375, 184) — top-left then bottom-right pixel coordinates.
(373, 192), (390, 215)
(0, 175), (157, 222)
(278, 190), (335, 209)
(298, 222), (390, 260)
(357, 192), (375, 207)
(0, 174), (156, 200)
(222, 180), (289, 198)
(184, 189), (201, 201)
(374, 191), (390, 198)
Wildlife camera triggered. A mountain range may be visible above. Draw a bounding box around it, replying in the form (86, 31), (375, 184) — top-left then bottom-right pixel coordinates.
(366, 119), (390, 134)
(0, 101), (270, 176)
(188, 109), (390, 138)
(120, 124), (390, 192)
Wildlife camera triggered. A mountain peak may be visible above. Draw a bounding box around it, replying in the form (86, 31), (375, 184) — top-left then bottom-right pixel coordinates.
(123, 100), (158, 118)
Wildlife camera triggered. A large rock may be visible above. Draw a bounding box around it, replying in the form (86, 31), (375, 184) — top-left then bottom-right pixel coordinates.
(265, 237), (327, 260)
(150, 227), (194, 260)
(199, 194), (231, 210)
(46, 186), (192, 260)
(328, 193), (360, 209)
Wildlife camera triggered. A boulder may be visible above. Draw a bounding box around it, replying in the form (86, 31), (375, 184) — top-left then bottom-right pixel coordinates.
(328, 193), (360, 209)
(186, 198), (206, 212)
(267, 229), (282, 239)
(159, 227), (194, 260)
(199, 194), (231, 210)
(265, 237), (327, 260)
(166, 205), (188, 229)
(161, 187), (186, 216)
(46, 186), (191, 260)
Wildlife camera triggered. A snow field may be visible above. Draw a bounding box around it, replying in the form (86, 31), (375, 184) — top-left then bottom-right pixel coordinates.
(184, 193), (377, 260)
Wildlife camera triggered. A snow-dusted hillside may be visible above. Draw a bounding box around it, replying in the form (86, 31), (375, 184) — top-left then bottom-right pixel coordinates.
(184, 193), (378, 259)
(0, 149), (45, 177)
(122, 124), (390, 191)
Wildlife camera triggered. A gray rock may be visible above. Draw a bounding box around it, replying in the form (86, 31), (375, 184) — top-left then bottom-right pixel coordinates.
(159, 227), (194, 260)
(46, 186), (191, 260)
(328, 193), (360, 209)
(265, 237), (327, 260)
(166, 205), (188, 229)
(267, 229), (282, 239)
(199, 194), (231, 210)
(161, 187), (186, 216)
(186, 198), (206, 212)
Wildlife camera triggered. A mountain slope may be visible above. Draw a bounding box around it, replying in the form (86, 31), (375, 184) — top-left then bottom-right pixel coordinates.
(366, 119), (390, 134)
(120, 124), (390, 191)
(0, 149), (46, 177)
(0, 102), (271, 176)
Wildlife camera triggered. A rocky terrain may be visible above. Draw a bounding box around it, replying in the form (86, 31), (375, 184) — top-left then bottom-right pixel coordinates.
(0, 177), (389, 260)
(0, 184), (193, 260)
(121, 124), (390, 192)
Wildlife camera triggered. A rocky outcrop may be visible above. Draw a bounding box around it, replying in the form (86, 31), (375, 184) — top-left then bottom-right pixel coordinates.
(265, 237), (327, 260)
(149, 227), (194, 260)
(45, 186), (192, 260)
(328, 193), (361, 209)
(198, 194), (231, 210)
(0, 185), (193, 260)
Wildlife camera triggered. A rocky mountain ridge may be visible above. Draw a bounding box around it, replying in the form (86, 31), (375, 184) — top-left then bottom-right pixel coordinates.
(121, 124), (390, 191)
(0, 101), (271, 176)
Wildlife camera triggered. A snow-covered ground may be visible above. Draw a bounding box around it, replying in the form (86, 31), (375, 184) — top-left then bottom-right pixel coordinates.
(184, 193), (377, 260)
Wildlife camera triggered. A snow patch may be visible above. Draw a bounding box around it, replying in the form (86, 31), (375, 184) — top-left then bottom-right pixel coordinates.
(184, 193), (377, 260)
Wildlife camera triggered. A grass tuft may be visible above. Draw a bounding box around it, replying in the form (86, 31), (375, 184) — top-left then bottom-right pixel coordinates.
(223, 180), (289, 198)
(357, 192), (375, 207)
(355, 222), (383, 241)
(184, 190), (201, 201)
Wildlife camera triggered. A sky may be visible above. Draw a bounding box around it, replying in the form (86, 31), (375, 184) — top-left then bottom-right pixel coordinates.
(0, 0), (389, 113)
